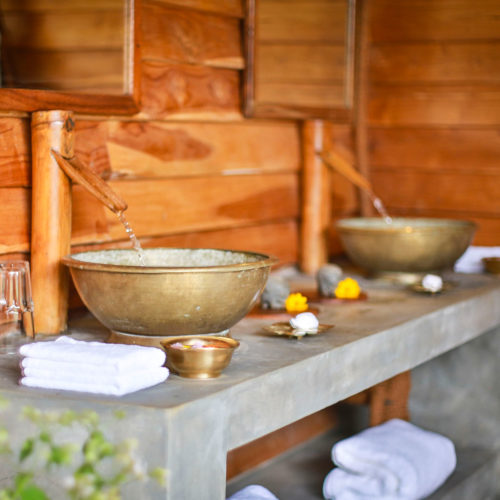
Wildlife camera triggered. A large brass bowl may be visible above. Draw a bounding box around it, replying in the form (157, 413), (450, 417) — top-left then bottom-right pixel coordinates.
(336, 217), (476, 274)
(62, 248), (276, 338)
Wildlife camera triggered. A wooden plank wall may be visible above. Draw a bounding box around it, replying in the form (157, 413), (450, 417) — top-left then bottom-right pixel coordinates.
(366, 0), (500, 245)
(0, 0), (125, 94)
(2, 0), (499, 265)
(0, 0), (301, 266)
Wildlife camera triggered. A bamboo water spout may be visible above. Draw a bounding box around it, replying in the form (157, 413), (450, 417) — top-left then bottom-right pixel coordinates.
(319, 150), (392, 224)
(51, 150), (127, 214)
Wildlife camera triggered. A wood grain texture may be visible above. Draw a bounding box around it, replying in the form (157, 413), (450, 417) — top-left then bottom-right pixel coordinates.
(370, 43), (500, 84)
(368, 85), (500, 126)
(74, 120), (300, 178)
(370, 0), (500, 42)
(0, 118), (31, 187)
(71, 173), (299, 242)
(246, 0), (354, 120)
(138, 61), (241, 120)
(1, 9), (123, 50)
(371, 170), (500, 215)
(300, 120), (329, 274)
(73, 220), (298, 264)
(257, 0), (348, 42)
(142, 3), (243, 68)
(0, 0), (123, 12)
(227, 406), (338, 480)
(369, 128), (500, 171)
(30, 110), (74, 334)
(3, 50), (124, 93)
(0, 188), (30, 253)
(145, 0), (244, 18)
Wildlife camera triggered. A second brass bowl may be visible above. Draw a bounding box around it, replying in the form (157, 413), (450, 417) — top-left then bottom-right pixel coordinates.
(336, 217), (476, 274)
(161, 335), (239, 379)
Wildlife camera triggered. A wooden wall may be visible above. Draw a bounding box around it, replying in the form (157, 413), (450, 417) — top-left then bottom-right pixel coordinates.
(0, 0), (301, 266)
(1, 0), (499, 267)
(366, 0), (500, 245)
(0, 0), (125, 94)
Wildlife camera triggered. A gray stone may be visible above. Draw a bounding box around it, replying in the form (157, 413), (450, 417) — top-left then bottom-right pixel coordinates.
(260, 276), (290, 310)
(317, 264), (343, 297)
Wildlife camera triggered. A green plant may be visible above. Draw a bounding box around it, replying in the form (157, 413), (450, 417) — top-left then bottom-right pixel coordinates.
(0, 396), (166, 500)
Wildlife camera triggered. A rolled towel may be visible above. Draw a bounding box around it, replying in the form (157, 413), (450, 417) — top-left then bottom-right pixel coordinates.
(20, 366), (169, 396)
(19, 336), (166, 372)
(454, 245), (500, 273)
(323, 419), (456, 500)
(227, 485), (279, 500)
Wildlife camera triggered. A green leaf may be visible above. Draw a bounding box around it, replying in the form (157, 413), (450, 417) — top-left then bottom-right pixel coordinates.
(19, 439), (34, 462)
(75, 463), (95, 476)
(14, 473), (33, 492)
(21, 407), (41, 423)
(58, 410), (77, 426)
(0, 488), (15, 500)
(0, 427), (11, 455)
(83, 431), (115, 462)
(38, 432), (51, 444)
(48, 443), (75, 466)
(19, 486), (49, 500)
(112, 410), (126, 420)
(149, 467), (167, 487)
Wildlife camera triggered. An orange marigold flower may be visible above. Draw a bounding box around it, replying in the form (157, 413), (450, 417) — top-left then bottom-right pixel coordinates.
(285, 292), (308, 313)
(335, 277), (361, 299)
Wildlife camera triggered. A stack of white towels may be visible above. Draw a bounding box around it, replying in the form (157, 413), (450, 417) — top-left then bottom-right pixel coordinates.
(323, 419), (456, 500)
(19, 336), (169, 396)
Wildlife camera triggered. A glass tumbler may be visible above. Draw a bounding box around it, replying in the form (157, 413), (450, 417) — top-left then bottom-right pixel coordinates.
(0, 261), (35, 355)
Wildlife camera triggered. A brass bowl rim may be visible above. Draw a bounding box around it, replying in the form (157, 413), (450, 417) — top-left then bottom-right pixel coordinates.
(160, 335), (240, 350)
(336, 217), (477, 234)
(62, 248), (278, 274)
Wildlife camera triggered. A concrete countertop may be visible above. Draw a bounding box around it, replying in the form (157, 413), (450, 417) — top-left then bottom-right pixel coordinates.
(1, 272), (499, 499)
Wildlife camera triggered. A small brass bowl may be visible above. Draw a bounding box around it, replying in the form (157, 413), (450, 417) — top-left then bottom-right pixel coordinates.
(336, 217), (476, 274)
(483, 257), (500, 275)
(161, 335), (239, 379)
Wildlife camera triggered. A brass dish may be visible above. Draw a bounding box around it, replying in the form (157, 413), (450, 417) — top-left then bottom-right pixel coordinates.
(409, 281), (455, 295)
(62, 248), (277, 338)
(336, 217), (476, 274)
(264, 322), (334, 338)
(483, 257), (500, 275)
(161, 335), (239, 379)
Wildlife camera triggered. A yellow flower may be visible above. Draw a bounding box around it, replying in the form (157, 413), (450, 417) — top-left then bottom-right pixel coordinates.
(285, 292), (308, 313)
(335, 277), (361, 299)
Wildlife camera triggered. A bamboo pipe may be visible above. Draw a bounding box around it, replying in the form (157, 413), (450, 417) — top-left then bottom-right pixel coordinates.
(319, 149), (392, 222)
(319, 149), (374, 197)
(31, 110), (74, 335)
(51, 150), (128, 214)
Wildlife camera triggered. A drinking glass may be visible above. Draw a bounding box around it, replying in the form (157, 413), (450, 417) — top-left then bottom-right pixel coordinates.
(0, 261), (35, 355)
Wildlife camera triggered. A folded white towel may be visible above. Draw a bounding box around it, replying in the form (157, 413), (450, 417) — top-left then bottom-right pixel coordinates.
(19, 336), (166, 372)
(20, 367), (169, 396)
(323, 419), (456, 500)
(454, 245), (500, 273)
(227, 485), (279, 500)
(18, 336), (169, 396)
(21, 364), (166, 386)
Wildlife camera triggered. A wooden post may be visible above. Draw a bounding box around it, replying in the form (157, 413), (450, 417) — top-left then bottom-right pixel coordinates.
(300, 120), (331, 274)
(31, 110), (74, 335)
(353, 0), (374, 216)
